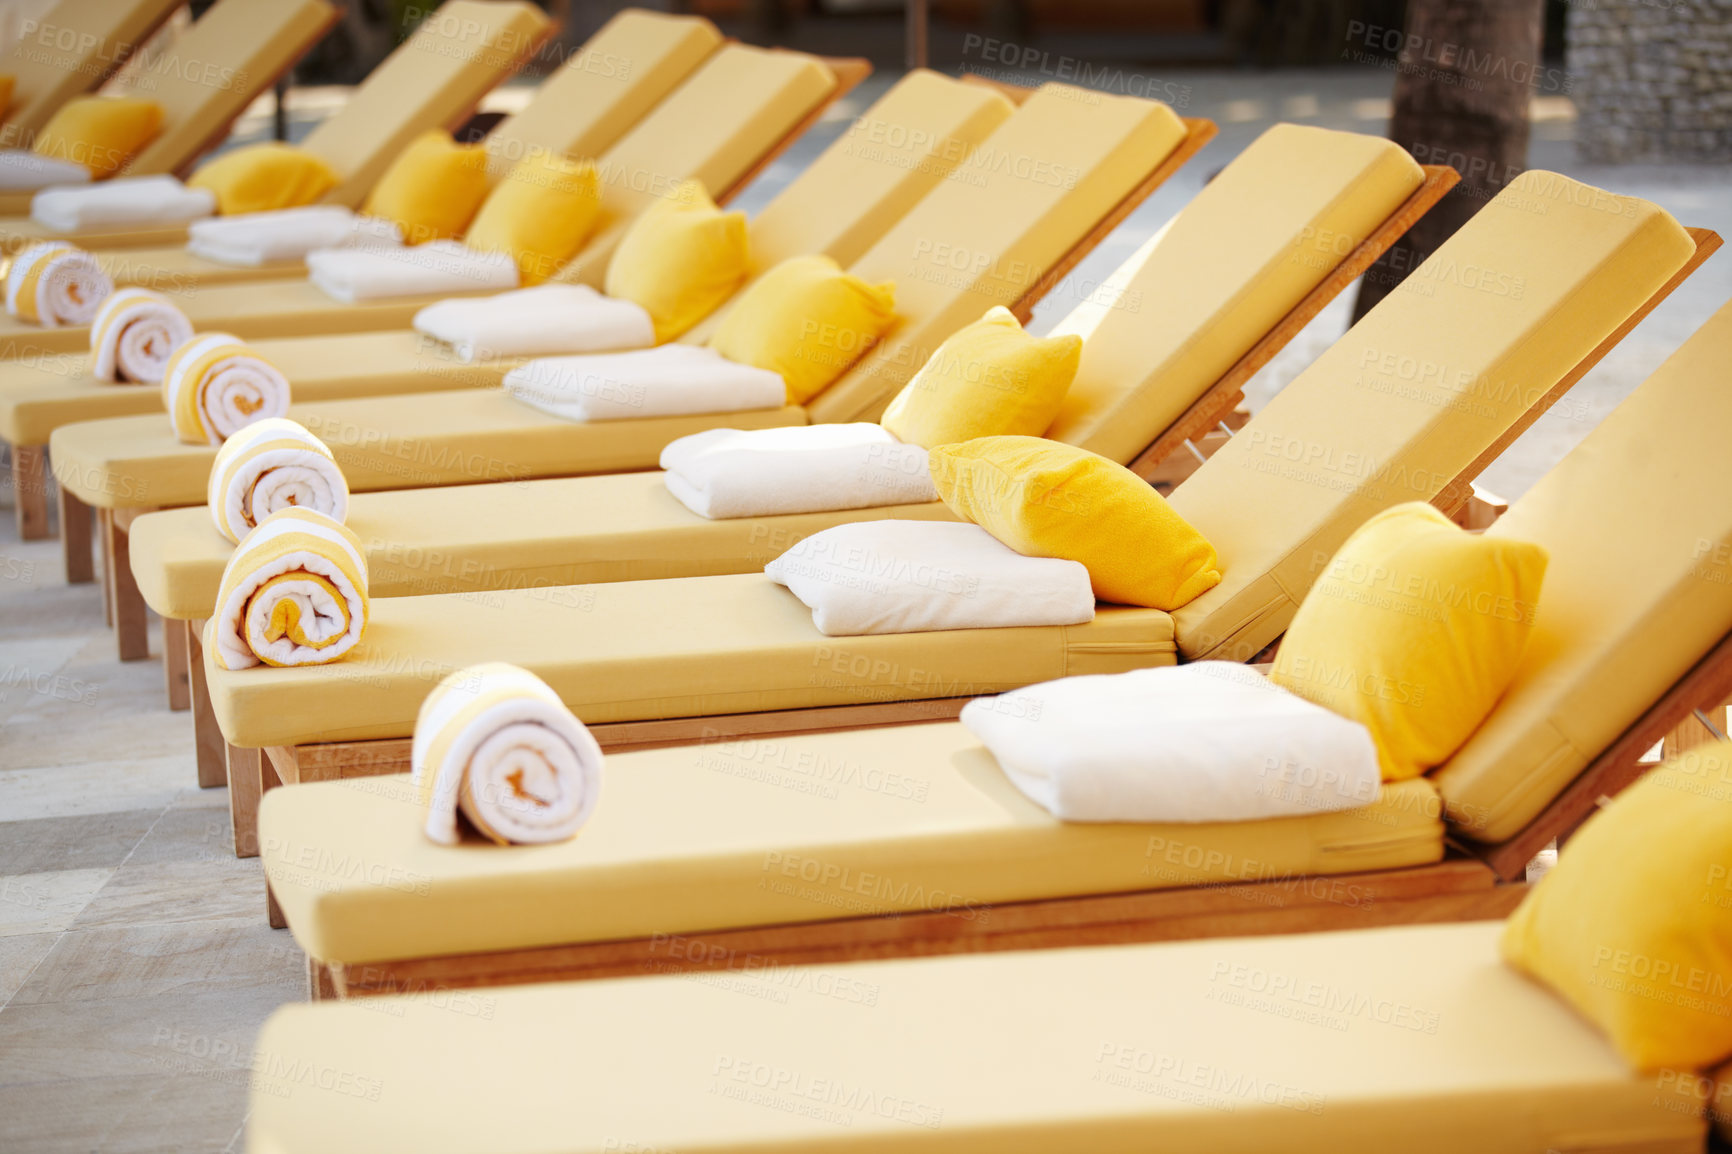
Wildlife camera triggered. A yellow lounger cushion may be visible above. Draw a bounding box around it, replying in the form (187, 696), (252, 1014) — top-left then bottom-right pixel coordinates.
(188, 142), (340, 216)
(262, 721), (1443, 964)
(464, 152), (603, 285)
(359, 130), (489, 243)
(1502, 741), (1732, 1070)
(247, 922), (1706, 1154)
(932, 436), (1221, 610)
(0, 2), (182, 145)
(605, 179), (749, 341)
(708, 254), (896, 403)
(1272, 502), (1547, 782)
(33, 95), (161, 177)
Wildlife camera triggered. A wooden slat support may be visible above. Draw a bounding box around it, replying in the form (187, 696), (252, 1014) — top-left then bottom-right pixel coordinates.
(57, 482), (93, 583)
(188, 622), (227, 789)
(12, 443), (48, 540)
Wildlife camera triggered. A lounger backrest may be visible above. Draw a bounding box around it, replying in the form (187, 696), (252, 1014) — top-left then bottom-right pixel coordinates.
(298, 0), (552, 206)
(114, 0), (337, 179)
(551, 45), (839, 287)
(805, 83), (1188, 426)
(1045, 124), (1423, 464)
(1432, 299), (1732, 844)
(1166, 170), (1695, 664)
(0, 0), (181, 142)
(480, 9), (720, 183)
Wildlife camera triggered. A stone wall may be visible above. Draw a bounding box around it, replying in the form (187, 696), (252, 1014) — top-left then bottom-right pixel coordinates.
(1568, 0), (1732, 162)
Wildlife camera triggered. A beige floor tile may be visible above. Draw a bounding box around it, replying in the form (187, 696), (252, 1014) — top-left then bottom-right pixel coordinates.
(0, 869), (113, 937)
(9, 920), (303, 1006)
(0, 756), (193, 822)
(0, 933), (57, 1007)
(0, 809), (158, 875)
(73, 859), (268, 930)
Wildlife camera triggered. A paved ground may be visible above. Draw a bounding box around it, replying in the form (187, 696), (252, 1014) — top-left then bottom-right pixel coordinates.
(1, 61), (1728, 1153)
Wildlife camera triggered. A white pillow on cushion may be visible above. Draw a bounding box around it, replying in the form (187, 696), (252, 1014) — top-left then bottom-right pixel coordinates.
(765, 520), (1094, 637)
(962, 662), (1382, 822)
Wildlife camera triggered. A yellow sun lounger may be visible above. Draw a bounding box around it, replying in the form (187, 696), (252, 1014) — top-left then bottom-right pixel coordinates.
(0, 39), (858, 360)
(0, 0), (550, 241)
(90, 8), (723, 290)
(253, 295), (1732, 995)
(205, 172), (1710, 847)
(246, 923), (1708, 1154)
(0, 0), (184, 146)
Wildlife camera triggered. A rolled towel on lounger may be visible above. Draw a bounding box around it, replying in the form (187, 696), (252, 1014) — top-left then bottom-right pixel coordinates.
(505, 344), (786, 422)
(186, 206), (404, 268)
(767, 520), (1095, 636)
(211, 506), (368, 671)
(207, 418), (349, 544)
(163, 332), (292, 445)
(306, 239), (519, 303)
(962, 663), (1382, 823)
(412, 663), (604, 846)
(0, 152), (90, 192)
(413, 284), (655, 363)
(89, 288), (193, 383)
(31, 175), (217, 232)
(4, 242), (111, 327)
(662, 424), (937, 519)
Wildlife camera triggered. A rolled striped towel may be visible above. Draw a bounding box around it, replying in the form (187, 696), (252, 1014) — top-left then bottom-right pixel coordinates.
(207, 418), (349, 544)
(163, 332), (291, 445)
(4, 242), (111, 327)
(412, 663), (603, 846)
(89, 288), (193, 383)
(211, 507), (369, 671)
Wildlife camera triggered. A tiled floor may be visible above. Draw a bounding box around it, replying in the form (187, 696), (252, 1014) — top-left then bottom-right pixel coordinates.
(2, 61), (1730, 1153)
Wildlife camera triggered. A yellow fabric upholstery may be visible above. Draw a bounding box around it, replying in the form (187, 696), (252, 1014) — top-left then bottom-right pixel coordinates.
(33, 96), (161, 176)
(463, 153), (602, 284)
(262, 721), (1442, 964)
(248, 922), (1705, 1153)
(204, 574), (1176, 746)
(806, 84), (1187, 425)
(188, 142), (340, 215)
(0, 0), (181, 144)
(1167, 171), (1695, 664)
(358, 131), (488, 242)
(1432, 297), (1732, 842)
(603, 179), (748, 340)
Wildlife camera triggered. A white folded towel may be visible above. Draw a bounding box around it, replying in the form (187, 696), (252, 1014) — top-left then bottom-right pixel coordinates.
(207, 418), (349, 544)
(89, 287), (192, 382)
(0, 151), (89, 192)
(211, 507), (369, 671)
(163, 332), (292, 445)
(962, 663), (1382, 823)
(187, 206), (403, 267)
(766, 520), (1094, 636)
(31, 175), (215, 231)
(306, 239), (519, 303)
(505, 344), (786, 423)
(4, 242), (110, 327)
(413, 284), (655, 363)
(661, 424), (938, 519)
(412, 662), (603, 846)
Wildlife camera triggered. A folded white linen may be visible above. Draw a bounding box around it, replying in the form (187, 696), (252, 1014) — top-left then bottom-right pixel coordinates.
(413, 284), (655, 362)
(766, 519), (1094, 636)
(4, 242), (110, 326)
(661, 424), (938, 519)
(962, 662), (1383, 823)
(306, 239), (519, 303)
(30, 175), (216, 231)
(186, 206), (403, 267)
(207, 417), (349, 544)
(412, 662), (603, 846)
(504, 344), (786, 423)
(89, 287), (193, 382)
(0, 151), (90, 192)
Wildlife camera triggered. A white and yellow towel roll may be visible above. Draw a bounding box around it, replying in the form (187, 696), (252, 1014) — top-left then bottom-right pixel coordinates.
(89, 288), (194, 383)
(211, 507), (368, 671)
(411, 663), (603, 846)
(163, 332), (291, 445)
(207, 418), (349, 544)
(4, 242), (111, 327)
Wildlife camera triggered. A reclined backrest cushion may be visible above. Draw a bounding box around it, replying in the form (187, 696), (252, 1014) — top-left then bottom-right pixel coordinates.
(0, 0), (180, 143)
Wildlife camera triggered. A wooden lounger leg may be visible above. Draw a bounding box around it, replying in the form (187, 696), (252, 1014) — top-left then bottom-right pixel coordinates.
(57, 483), (93, 583)
(104, 514), (149, 661)
(98, 509), (114, 626)
(188, 623), (226, 788)
(308, 958), (340, 1002)
(11, 444), (49, 540)
(163, 617), (191, 710)
(266, 881), (286, 930)
(228, 744), (264, 858)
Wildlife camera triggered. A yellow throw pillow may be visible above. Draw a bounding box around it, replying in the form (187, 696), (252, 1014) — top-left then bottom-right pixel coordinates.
(1270, 502), (1546, 781)
(709, 255), (896, 404)
(930, 436), (1221, 610)
(605, 179), (748, 342)
(464, 152), (602, 285)
(360, 130), (489, 243)
(33, 96), (162, 177)
(189, 143), (340, 216)
(1501, 741), (1732, 1071)
(880, 307), (1081, 450)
